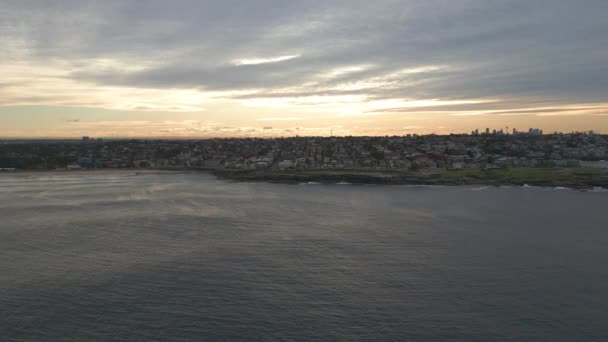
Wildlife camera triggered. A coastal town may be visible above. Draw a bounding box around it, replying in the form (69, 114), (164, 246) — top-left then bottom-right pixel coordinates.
(1, 129), (606, 172)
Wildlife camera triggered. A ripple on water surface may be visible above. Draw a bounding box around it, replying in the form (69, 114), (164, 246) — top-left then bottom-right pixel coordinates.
(1, 173), (607, 341)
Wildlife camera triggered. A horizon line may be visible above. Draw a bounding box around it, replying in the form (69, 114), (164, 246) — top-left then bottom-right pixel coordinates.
(1, 132), (603, 141)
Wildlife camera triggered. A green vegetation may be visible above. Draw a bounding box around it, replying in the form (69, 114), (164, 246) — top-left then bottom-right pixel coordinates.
(214, 167), (608, 189)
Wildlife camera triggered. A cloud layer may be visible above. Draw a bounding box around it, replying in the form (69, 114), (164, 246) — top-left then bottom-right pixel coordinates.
(1, 0), (607, 136)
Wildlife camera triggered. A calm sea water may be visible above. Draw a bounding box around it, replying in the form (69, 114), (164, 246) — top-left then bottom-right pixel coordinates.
(1, 173), (607, 341)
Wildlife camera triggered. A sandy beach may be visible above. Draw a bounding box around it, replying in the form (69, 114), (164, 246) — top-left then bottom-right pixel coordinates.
(0, 169), (195, 178)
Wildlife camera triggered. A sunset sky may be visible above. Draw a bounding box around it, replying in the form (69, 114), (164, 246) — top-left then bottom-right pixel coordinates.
(1, 0), (607, 138)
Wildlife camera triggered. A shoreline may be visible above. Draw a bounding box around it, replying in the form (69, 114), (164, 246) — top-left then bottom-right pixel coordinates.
(2, 167), (608, 190)
(211, 167), (608, 190)
(0, 169), (195, 178)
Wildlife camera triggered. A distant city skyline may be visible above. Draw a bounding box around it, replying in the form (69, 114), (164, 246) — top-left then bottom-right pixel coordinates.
(1, 1), (607, 137)
(1, 125), (602, 140)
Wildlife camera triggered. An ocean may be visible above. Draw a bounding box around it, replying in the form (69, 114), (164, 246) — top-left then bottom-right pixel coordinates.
(1, 173), (607, 341)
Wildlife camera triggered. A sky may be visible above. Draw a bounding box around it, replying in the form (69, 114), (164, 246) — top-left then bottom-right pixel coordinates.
(1, 0), (607, 138)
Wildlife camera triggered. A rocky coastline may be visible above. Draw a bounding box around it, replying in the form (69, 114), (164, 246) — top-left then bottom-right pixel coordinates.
(212, 167), (608, 189)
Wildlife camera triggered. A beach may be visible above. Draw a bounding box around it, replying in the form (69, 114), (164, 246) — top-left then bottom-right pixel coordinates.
(0, 169), (193, 178)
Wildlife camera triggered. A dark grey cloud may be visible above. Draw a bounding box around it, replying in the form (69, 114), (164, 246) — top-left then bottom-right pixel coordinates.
(2, 0), (608, 106)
